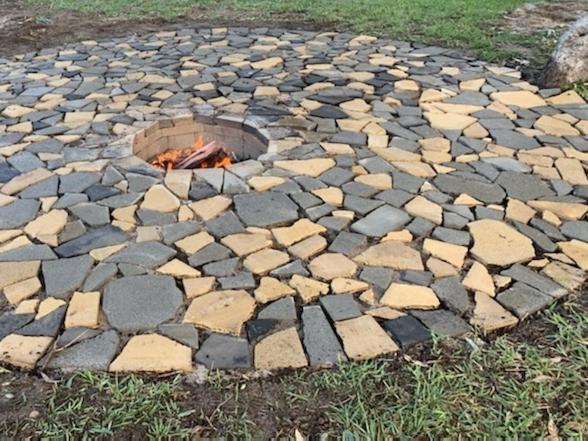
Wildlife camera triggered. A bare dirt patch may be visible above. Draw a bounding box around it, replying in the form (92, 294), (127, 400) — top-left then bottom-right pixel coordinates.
(503, 0), (587, 33)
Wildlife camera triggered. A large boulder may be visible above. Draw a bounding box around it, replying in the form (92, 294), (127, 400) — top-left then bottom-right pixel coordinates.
(539, 14), (588, 87)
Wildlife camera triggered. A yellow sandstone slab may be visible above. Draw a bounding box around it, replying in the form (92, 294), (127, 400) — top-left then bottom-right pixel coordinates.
(469, 219), (535, 266)
(174, 231), (214, 255)
(0, 334), (53, 369)
(423, 238), (467, 268)
(254, 327), (308, 369)
(380, 283), (440, 310)
(463, 261), (495, 296)
(221, 233), (272, 256)
(183, 277), (215, 298)
(157, 259), (201, 278)
(335, 315), (399, 360)
(65, 291), (101, 329)
(470, 292), (518, 333)
(109, 334), (192, 373)
(308, 253), (358, 281)
(0, 261), (40, 291)
(274, 158), (336, 177)
(183, 290), (256, 335)
(289, 274), (329, 303)
(354, 242), (424, 271)
(491, 90), (547, 109)
(3, 277), (41, 305)
(272, 219), (326, 247)
(189, 195), (232, 221)
(243, 248), (290, 274)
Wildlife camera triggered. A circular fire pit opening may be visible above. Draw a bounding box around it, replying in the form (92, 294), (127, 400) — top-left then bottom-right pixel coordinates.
(132, 115), (269, 170)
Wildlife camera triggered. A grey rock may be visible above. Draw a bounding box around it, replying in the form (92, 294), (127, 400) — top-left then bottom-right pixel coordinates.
(561, 221), (588, 242)
(434, 174), (505, 203)
(382, 316), (431, 348)
(69, 203), (110, 226)
(0, 312), (34, 340)
(496, 171), (554, 201)
(320, 294), (362, 321)
(351, 205), (411, 237)
(17, 306), (66, 337)
(328, 231), (368, 256)
(410, 309), (471, 337)
(82, 263), (118, 292)
(103, 275), (183, 332)
(257, 297), (297, 321)
(105, 241), (175, 268)
(56, 327), (101, 348)
(302, 305), (347, 366)
(55, 225), (129, 258)
(49, 330), (120, 371)
(234, 192), (299, 227)
(501, 264), (567, 299)
(158, 324), (199, 349)
(431, 276), (473, 315)
(0, 199), (39, 229)
(497, 282), (554, 319)
(196, 334), (251, 368)
(188, 243), (232, 267)
(43, 255), (94, 298)
(0, 244), (57, 261)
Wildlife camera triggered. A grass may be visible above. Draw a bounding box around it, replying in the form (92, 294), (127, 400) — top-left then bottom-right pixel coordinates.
(2, 298), (583, 438)
(29, 0), (558, 63)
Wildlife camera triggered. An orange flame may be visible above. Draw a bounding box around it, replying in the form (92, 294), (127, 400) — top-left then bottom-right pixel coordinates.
(150, 136), (232, 171)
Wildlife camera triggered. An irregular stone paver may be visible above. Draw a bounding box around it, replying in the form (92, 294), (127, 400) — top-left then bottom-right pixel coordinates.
(109, 334), (192, 373)
(0, 28), (585, 373)
(254, 327), (307, 369)
(0, 334), (53, 368)
(103, 275), (182, 332)
(335, 315), (399, 360)
(184, 290), (256, 335)
(469, 220), (535, 266)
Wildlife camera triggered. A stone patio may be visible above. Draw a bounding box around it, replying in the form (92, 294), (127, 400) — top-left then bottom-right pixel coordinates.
(0, 28), (587, 373)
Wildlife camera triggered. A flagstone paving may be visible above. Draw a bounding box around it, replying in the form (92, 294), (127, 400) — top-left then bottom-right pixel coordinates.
(0, 28), (587, 373)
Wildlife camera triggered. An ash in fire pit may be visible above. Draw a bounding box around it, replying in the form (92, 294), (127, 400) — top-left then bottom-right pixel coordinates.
(132, 115), (268, 171)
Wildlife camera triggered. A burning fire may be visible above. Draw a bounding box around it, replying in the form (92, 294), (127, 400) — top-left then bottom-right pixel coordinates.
(151, 136), (233, 171)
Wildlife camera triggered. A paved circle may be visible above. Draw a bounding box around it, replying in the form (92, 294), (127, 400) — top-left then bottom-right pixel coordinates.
(0, 28), (586, 373)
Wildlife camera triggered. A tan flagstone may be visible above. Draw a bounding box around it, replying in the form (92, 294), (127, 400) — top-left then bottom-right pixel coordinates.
(423, 238), (467, 268)
(64, 111), (95, 125)
(335, 315), (399, 360)
(355, 242), (423, 271)
(463, 261), (495, 296)
(526, 200), (588, 220)
(274, 158), (336, 177)
(505, 199), (536, 224)
(288, 235), (327, 260)
(491, 90), (547, 109)
(2, 104), (34, 118)
(427, 256), (459, 277)
(420, 89), (451, 102)
(0, 334), (53, 369)
(136, 226), (161, 243)
(109, 334), (192, 373)
(141, 184), (180, 213)
(189, 195), (232, 220)
(470, 292), (518, 333)
(554, 158), (588, 185)
(175, 231), (214, 255)
(248, 176), (286, 191)
(0, 236), (31, 253)
(0, 261), (40, 291)
(354, 173), (392, 190)
(184, 290), (256, 335)
(157, 259), (201, 278)
(254, 277), (295, 304)
(65, 291), (101, 329)
(382, 229), (413, 242)
(395, 80), (419, 91)
(358, 288), (377, 305)
(90, 243), (126, 261)
(36, 297), (66, 319)
(244, 248), (290, 274)
(427, 102), (485, 115)
(389, 160), (436, 178)
(424, 112), (476, 131)
(469, 220), (535, 266)
(405, 196), (442, 225)
(370, 56), (398, 67)
(14, 299), (39, 315)
(558, 240), (588, 271)
(541, 261), (585, 291)
(320, 142), (355, 155)
(221, 233), (272, 256)
(1, 168), (53, 195)
(112, 205), (137, 223)
(0, 194), (16, 208)
(331, 278), (368, 294)
(164, 170), (192, 199)
(3, 277), (41, 305)
(463, 122), (489, 139)
(454, 193), (482, 206)
(289, 274), (329, 303)
(535, 115), (580, 136)
(460, 78), (485, 91)
(546, 90), (585, 106)
(311, 187), (343, 206)
(254, 86), (280, 97)
(340, 98), (371, 113)
(380, 283), (440, 309)
(254, 327), (308, 369)
(183, 277), (215, 298)
(308, 253), (358, 281)
(419, 137), (450, 152)
(365, 307), (406, 320)
(542, 210), (561, 226)
(251, 56), (283, 69)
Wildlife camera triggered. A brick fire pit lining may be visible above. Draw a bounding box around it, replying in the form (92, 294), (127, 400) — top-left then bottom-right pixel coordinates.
(0, 28), (587, 373)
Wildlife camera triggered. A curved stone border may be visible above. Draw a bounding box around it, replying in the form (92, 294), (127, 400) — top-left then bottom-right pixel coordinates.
(0, 28), (586, 373)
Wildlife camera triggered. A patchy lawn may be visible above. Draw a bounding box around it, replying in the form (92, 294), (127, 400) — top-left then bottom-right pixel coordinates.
(1, 297), (586, 438)
(11, 0), (583, 70)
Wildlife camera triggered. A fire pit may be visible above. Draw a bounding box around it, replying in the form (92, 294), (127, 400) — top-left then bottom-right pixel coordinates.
(132, 115), (268, 171)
